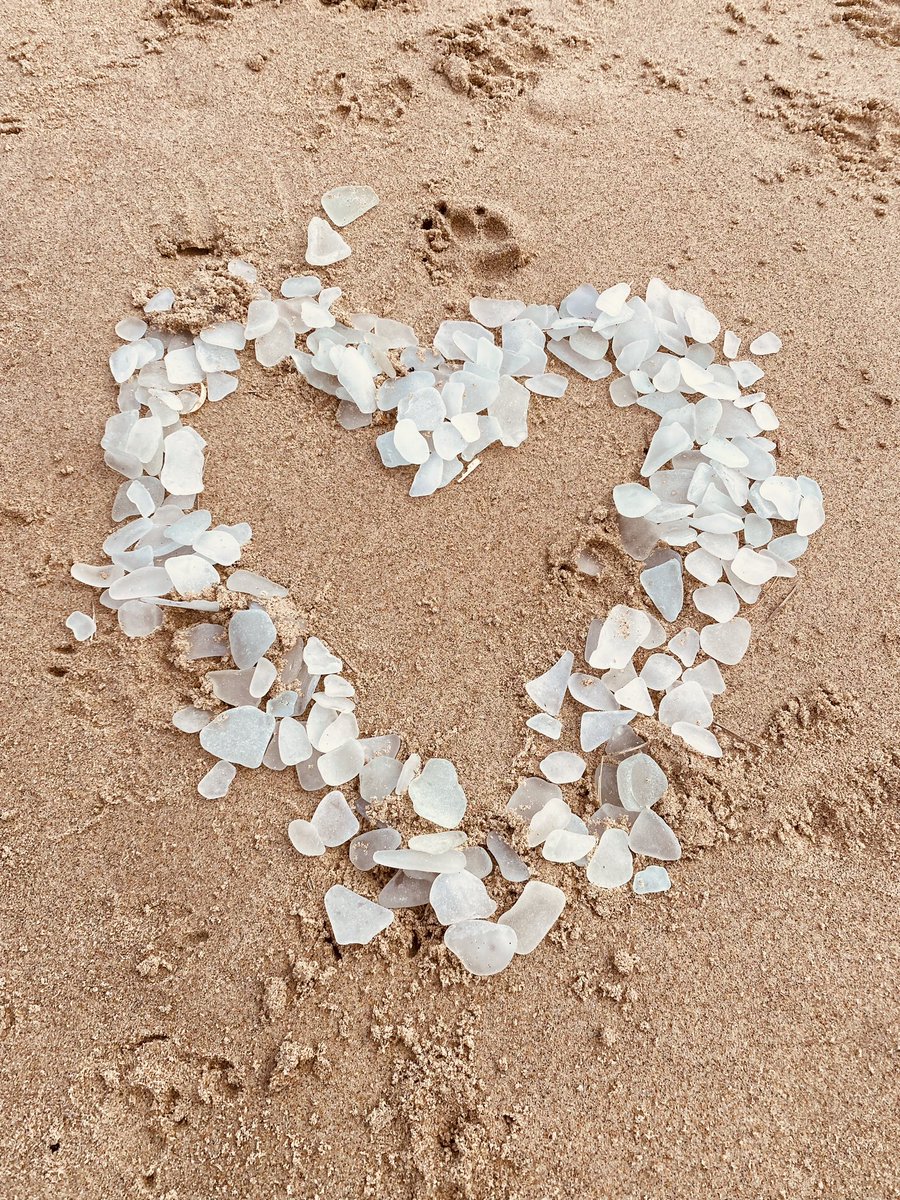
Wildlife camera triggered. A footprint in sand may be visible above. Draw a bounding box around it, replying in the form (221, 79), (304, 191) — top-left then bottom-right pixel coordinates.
(418, 198), (527, 284)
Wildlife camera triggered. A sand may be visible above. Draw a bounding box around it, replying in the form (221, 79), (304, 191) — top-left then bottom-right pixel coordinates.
(1, 0), (898, 1195)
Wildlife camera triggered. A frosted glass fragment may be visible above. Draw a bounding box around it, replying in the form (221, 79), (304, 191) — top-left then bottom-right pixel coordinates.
(464, 846), (493, 878)
(681, 658), (726, 696)
(731, 547), (779, 586)
(587, 605), (651, 670)
(633, 865), (671, 894)
(508, 776), (562, 820)
(693, 582), (740, 622)
(311, 790), (360, 847)
(526, 713), (562, 739)
(469, 297), (525, 327)
(580, 708), (636, 753)
(408, 830), (467, 854)
(374, 847), (465, 874)
(586, 828), (633, 888)
(198, 760), (236, 799)
(616, 753), (668, 810)
(640, 553), (684, 621)
(613, 677), (654, 716)
(498, 880), (565, 954)
(542, 829), (596, 863)
(605, 724), (647, 760)
(409, 759), (467, 828)
(672, 722), (723, 757)
(65, 611), (96, 641)
(200, 706), (275, 767)
(668, 628), (700, 666)
(749, 332), (782, 356)
(699, 617), (751, 665)
(527, 796), (572, 847)
(359, 755), (402, 802)
(324, 885), (393, 945)
(166, 554), (219, 598)
(568, 672), (617, 710)
(641, 653), (682, 691)
(613, 483), (659, 518)
(444, 921), (517, 976)
(525, 650), (573, 716)
(539, 751), (585, 784)
(288, 818), (325, 856)
(228, 607), (277, 669)
(486, 833), (530, 882)
(321, 185), (378, 227)
(306, 217), (351, 266)
(303, 636), (342, 673)
(430, 871), (496, 925)
(118, 599), (164, 638)
(278, 716), (312, 765)
(378, 872), (433, 909)
(144, 288), (175, 314)
(318, 739), (365, 786)
(629, 809), (682, 861)
(658, 681), (714, 729)
(349, 827), (402, 871)
(173, 705), (212, 733)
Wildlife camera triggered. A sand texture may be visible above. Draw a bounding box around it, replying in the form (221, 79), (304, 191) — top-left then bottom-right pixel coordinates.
(0, 0), (898, 1196)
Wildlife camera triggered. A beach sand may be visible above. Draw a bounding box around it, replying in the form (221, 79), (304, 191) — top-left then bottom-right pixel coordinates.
(0, 0), (898, 1195)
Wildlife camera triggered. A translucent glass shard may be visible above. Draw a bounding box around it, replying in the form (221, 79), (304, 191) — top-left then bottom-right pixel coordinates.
(324, 884), (393, 945)
(633, 865), (671, 894)
(321, 185), (379, 227)
(586, 828), (633, 889)
(430, 871), (496, 925)
(311, 790), (360, 847)
(444, 920), (517, 976)
(524, 650), (573, 717)
(199, 706), (275, 768)
(628, 809), (682, 861)
(498, 881), (565, 954)
(306, 217), (351, 267)
(408, 758), (467, 828)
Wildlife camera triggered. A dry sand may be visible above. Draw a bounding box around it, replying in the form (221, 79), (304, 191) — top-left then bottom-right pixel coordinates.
(1, 0), (899, 1196)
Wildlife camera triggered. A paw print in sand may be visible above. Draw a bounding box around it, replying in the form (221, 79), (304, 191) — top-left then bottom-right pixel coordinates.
(419, 199), (527, 285)
(833, 0), (900, 48)
(433, 7), (553, 102)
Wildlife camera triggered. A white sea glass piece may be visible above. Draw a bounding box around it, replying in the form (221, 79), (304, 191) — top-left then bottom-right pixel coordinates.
(324, 885), (393, 945)
(228, 607), (276, 669)
(198, 760), (236, 799)
(311, 790), (360, 846)
(672, 722), (723, 757)
(633, 865), (671, 894)
(409, 759), (467, 828)
(486, 833), (530, 882)
(430, 871), (496, 925)
(539, 751), (585, 784)
(542, 829), (596, 863)
(699, 617), (751, 665)
(65, 611), (96, 641)
(498, 881), (565, 954)
(321, 185), (379, 227)
(306, 217), (351, 266)
(349, 827), (402, 871)
(616, 754), (667, 810)
(586, 828), (633, 888)
(628, 809), (682, 860)
(525, 650), (573, 717)
(587, 606), (651, 670)
(444, 921), (517, 976)
(199, 706), (275, 768)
